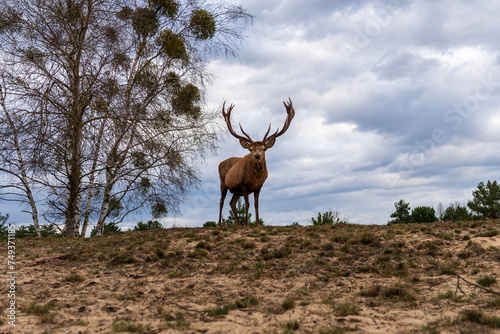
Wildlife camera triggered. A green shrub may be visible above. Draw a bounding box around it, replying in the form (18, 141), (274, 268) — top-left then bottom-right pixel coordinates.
(91, 222), (121, 237)
(9, 223), (63, 238)
(442, 204), (473, 222)
(411, 206), (437, 223)
(467, 180), (500, 219)
(221, 199), (263, 227)
(476, 230), (499, 238)
(335, 302), (360, 316)
(203, 221), (217, 228)
(477, 275), (497, 287)
(133, 220), (163, 231)
(311, 210), (347, 225)
(388, 200), (413, 224)
(281, 298), (295, 311)
(0, 213), (10, 240)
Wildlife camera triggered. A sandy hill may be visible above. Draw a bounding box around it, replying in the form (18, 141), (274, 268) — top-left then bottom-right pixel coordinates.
(2, 221), (500, 333)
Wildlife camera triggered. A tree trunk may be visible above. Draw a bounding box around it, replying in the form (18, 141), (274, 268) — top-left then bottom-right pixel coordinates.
(0, 93), (41, 237)
(26, 186), (41, 237)
(64, 120), (83, 238)
(74, 191), (82, 237)
(95, 184), (112, 236)
(81, 120), (106, 237)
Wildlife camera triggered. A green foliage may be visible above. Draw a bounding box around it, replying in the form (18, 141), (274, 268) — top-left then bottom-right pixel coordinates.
(148, 0), (179, 18)
(151, 202), (168, 219)
(139, 177), (152, 194)
(203, 221), (217, 228)
(475, 229), (498, 237)
(442, 203), (474, 222)
(477, 275), (497, 287)
(222, 199), (263, 227)
(13, 224), (62, 238)
(171, 83), (201, 119)
(133, 220), (163, 231)
(156, 29), (188, 60)
(131, 7), (159, 37)
(134, 66), (158, 91)
(22, 301), (57, 316)
(189, 9), (216, 40)
(388, 200), (413, 224)
(335, 302), (360, 316)
(108, 196), (124, 220)
(467, 180), (500, 219)
(411, 206), (437, 223)
(461, 309), (500, 329)
(91, 222), (121, 237)
(112, 320), (148, 332)
(312, 211), (334, 225)
(281, 298), (295, 311)
(0, 212), (9, 240)
(41, 224), (62, 237)
(311, 210), (347, 225)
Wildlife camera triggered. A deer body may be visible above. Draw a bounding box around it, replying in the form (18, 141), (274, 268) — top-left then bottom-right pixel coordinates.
(221, 155), (267, 194)
(218, 99), (295, 228)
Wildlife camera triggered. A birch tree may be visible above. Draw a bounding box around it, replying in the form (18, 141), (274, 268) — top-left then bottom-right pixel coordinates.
(0, 0), (252, 237)
(0, 76), (41, 237)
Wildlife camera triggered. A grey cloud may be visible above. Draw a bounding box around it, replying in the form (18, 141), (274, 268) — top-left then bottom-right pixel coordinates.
(373, 52), (439, 80)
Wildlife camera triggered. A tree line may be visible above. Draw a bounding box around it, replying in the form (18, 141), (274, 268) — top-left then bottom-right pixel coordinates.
(0, 0), (252, 237)
(389, 180), (500, 224)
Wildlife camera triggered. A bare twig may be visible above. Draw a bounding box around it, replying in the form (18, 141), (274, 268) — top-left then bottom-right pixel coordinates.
(455, 275), (467, 296)
(168, 301), (205, 313)
(457, 275), (500, 295)
(428, 275), (500, 296)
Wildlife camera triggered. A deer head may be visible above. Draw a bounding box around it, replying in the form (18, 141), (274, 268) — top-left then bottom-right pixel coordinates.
(218, 99), (295, 228)
(222, 98), (295, 162)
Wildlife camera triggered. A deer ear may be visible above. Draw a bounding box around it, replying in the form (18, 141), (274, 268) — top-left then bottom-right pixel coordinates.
(239, 139), (252, 149)
(264, 138), (276, 149)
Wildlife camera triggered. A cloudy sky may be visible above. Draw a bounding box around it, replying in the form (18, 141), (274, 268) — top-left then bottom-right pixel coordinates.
(166, 0), (500, 228)
(5, 0), (500, 228)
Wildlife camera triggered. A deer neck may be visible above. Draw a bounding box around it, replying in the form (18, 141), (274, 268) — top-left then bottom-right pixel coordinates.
(245, 155), (267, 182)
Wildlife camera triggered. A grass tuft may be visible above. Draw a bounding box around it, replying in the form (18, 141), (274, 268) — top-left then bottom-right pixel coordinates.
(281, 298), (296, 311)
(477, 275), (497, 287)
(62, 274), (85, 283)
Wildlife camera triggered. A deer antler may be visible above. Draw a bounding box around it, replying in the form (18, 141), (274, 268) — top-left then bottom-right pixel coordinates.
(222, 101), (253, 144)
(263, 98), (295, 143)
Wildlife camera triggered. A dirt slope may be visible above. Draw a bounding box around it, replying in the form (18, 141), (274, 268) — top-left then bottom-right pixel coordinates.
(1, 221), (500, 334)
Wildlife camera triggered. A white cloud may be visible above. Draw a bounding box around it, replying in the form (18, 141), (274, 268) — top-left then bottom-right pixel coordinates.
(6, 0), (500, 228)
(190, 0), (500, 226)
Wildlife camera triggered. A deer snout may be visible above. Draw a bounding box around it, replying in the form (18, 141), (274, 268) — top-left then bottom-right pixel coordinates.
(254, 154), (261, 160)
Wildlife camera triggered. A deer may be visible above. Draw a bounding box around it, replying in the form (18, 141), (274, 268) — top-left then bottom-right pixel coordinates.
(218, 98), (295, 228)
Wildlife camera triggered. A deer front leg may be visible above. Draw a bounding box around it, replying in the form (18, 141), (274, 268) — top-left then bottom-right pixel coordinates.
(243, 193), (250, 228)
(254, 189), (261, 227)
(218, 185), (228, 227)
(229, 194), (241, 227)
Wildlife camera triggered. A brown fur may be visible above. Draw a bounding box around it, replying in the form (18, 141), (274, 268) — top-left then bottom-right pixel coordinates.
(218, 99), (295, 228)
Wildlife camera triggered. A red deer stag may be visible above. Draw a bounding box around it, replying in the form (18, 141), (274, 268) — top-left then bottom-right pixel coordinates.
(218, 98), (295, 228)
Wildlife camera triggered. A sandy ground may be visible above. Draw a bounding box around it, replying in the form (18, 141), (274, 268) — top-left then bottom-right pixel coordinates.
(1, 221), (500, 334)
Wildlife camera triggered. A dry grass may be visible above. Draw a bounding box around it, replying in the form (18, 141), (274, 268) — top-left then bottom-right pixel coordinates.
(1, 220), (500, 333)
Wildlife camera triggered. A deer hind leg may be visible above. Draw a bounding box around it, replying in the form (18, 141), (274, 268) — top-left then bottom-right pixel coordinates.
(229, 194), (241, 227)
(218, 185), (228, 227)
(243, 193), (250, 228)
